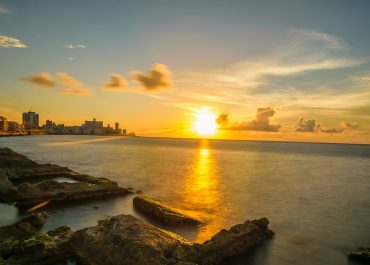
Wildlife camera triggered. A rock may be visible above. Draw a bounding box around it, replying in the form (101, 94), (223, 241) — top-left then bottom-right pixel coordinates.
(348, 246), (370, 263)
(16, 180), (131, 206)
(5, 226), (74, 265)
(0, 212), (47, 260)
(0, 148), (134, 205)
(133, 195), (202, 225)
(70, 214), (274, 265)
(0, 169), (16, 203)
(182, 218), (275, 265)
(71, 214), (190, 265)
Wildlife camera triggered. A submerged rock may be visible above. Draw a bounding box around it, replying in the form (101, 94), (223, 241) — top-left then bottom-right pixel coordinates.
(70, 214), (274, 265)
(133, 195), (202, 225)
(348, 246), (370, 263)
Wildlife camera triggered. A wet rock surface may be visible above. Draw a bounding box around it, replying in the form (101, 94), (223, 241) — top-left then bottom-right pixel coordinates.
(348, 246), (370, 263)
(0, 212), (48, 261)
(0, 148), (133, 205)
(133, 195), (202, 225)
(71, 214), (274, 265)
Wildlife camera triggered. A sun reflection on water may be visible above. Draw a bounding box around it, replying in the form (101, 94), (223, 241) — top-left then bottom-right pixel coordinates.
(177, 140), (228, 242)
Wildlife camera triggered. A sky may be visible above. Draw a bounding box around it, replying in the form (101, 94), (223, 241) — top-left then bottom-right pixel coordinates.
(0, 0), (369, 143)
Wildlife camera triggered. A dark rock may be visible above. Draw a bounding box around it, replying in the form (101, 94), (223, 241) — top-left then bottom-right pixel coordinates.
(16, 180), (131, 206)
(133, 195), (202, 225)
(5, 225), (74, 265)
(70, 214), (274, 265)
(348, 246), (370, 263)
(0, 148), (133, 205)
(0, 212), (47, 260)
(0, 169), (16, 203)
(71, 214), (190, 265)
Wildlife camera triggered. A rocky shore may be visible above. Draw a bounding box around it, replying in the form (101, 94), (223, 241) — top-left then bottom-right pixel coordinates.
(0, 147), (275, 264)
(0, 148), (133, 206)
(0, 212), (274, 265)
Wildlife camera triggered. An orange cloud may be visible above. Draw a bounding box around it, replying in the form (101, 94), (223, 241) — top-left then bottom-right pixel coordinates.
(21, 72), (55, 88)
(58, 72), (92, 96)
(131, 64), (172, 92)
(103, 74), (128, 92)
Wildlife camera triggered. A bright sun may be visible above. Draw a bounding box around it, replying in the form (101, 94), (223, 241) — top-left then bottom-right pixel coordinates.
(193, 108), (218, 136)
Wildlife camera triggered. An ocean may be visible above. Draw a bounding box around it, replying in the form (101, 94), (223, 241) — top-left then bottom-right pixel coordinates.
(0, 135), (369, 265)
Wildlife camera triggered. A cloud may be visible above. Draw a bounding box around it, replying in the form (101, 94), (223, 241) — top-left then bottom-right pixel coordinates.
(58, 73), (92, 96)
(216, 114), (229, 127)
(103, 74), (128, 92)
(21, 72), (55, 88)
(0, 35), (27, 48)
(295, 118), (316, 132)
(0, 4), (11, 14)
(316, 124), (343, 133)
(295, 118), (346, 133)
(340, 121), (359, 129)
(228, 107), (281, 132)
(65, 44), (87, 49)
(131, 64), (172, 92)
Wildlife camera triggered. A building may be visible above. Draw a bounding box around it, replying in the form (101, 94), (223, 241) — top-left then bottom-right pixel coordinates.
(81, 118), (104, 134)
(22, 111), (39, 130)
(8, 121), (21, 133)
(0, 116), (8, 133)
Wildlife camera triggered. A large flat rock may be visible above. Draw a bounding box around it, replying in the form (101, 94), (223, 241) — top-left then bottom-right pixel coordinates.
(133, 195), (202, 225)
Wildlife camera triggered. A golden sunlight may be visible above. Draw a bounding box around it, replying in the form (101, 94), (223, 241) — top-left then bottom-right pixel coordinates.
(192, 108), (218, 136)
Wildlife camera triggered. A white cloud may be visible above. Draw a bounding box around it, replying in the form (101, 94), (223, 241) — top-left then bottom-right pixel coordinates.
(65, 44), (87, 49)
(0, 35), (27, 48)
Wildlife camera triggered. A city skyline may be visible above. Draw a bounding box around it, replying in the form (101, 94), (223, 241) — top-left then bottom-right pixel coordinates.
(1, 1), (370, 143)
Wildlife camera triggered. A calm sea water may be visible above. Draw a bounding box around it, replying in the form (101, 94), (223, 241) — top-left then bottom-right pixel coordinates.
(0, 135), (369, 265)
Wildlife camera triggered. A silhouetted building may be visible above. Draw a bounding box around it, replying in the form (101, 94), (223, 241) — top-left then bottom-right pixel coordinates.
(23, 111), (39, 130)
(82, 118), (104, 134)
(8, 121), (21, 133)
(0, 116), (8, 133)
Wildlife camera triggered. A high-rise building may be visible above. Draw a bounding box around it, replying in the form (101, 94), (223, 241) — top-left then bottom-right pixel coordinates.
(115, 122), (119, 130)
(22, 111), (39, 130)
(0, 116), (8, 133)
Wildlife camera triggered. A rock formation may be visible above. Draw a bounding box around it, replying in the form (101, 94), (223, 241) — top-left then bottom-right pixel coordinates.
(71, 214), (274, 265)
(133, 195), (202, 225)
(0, 148), (133, 206)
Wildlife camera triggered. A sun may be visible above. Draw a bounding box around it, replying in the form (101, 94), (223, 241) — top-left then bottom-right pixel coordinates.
(192, 108), (218, 136)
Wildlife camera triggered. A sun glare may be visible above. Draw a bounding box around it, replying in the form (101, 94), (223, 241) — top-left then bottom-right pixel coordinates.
(193, 108), (218, 136)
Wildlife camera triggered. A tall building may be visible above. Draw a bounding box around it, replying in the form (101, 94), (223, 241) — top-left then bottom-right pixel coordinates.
(0, 116), (8, 133)
(22, 111), (39, 130)
(115, 122), (119, 130)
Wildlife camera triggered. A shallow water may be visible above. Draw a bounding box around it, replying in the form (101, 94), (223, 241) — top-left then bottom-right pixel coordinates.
(0, 135), (369, 265)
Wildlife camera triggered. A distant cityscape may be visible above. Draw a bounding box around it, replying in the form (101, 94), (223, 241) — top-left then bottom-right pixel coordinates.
(0, 111), (135, 136)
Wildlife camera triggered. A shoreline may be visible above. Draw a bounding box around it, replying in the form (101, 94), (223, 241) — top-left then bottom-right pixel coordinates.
(1, 133), (369, 146)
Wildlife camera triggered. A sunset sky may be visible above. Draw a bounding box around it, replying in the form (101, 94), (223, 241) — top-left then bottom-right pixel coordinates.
(1, 0), (369, 143)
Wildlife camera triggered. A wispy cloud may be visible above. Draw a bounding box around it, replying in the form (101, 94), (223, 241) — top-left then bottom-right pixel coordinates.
(21, 72), (55, 88)
(0, 35), (27, 48)
(58, 73), (92, 96)
(103, 74), (128, 92)
(65, 44), (87, 49)
(131, 64), (172, 92)
(0, 4), (11, 14)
